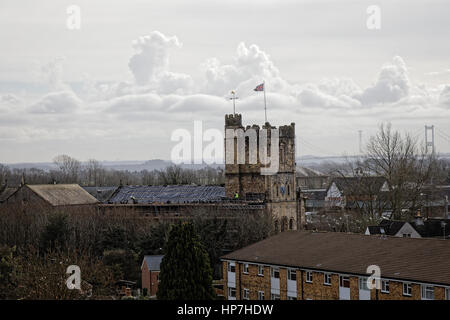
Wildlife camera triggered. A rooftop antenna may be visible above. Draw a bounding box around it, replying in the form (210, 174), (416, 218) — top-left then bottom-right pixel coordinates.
(229, 91), (239, 115)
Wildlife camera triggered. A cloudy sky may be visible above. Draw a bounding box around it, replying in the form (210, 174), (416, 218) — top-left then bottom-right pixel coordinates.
(1, 0), (450, 163)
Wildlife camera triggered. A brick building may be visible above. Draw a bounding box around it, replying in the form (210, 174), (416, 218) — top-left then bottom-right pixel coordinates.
(221, 231), (450, 300)
(141, 255), (164, 297)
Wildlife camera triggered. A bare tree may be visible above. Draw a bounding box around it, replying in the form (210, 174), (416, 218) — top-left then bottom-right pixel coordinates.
(363, 123), (440, 219)
(53, 154), (81, 183)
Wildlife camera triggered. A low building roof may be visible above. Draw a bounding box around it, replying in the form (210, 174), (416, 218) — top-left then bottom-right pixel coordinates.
(108, 185), (225, 204)
(221, 230), (450, 286)
(82, 186), (118, 202)
(142, 255), (164, 271)
(0, 187), (18, 203)
(27, 184), (99, 206)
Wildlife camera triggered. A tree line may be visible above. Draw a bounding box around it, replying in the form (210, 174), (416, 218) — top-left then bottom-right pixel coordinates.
(0, 159), (225, 187)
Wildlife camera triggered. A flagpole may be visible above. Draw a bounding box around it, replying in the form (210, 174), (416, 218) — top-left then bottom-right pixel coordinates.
(263, 81), (267, 123)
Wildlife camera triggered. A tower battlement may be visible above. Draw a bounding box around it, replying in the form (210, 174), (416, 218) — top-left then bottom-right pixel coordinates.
(225, 114), (242, 127)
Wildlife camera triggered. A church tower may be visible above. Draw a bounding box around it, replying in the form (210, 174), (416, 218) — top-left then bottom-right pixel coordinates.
(224, 114), (301, 232)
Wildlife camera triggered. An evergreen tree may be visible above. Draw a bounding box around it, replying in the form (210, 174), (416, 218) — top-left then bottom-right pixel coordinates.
(157, 222), (215, 300)
(40, 212), (70, 251)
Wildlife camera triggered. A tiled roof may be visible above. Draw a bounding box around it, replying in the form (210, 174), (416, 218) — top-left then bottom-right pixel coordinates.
(0, 187), (18, 203)
(107, 185), (225, 204)
(82, 186), (118, 202)
(27, 184), (99, 206)
(330, 176), (387, 194)
(142, 255), (164, 271)
(222, 230), (450, 286)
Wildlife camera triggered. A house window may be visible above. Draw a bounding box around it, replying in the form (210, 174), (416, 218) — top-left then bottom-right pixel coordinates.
(288, 269), (297, 281)
(306, 271), (313, 283)
(288, 296), (297, 300)
(381, 280), (389, 293)
(271, 293), (280, 300)
(258, 265), (264, 276)
(402, 233), (411, 238)
(243, 264), (249, 274)
(271, 267), (280, 279)
(228, 287), (236, 298)
(445, 288), (450, 300)
(324, 273), (331, 286)
(258, 291), (265, 300)
(339, 276), (350, 288)
(421, 285), (434, 300)
(243, 288), (250, 300)
(359, 277), (369, 291)
(403, 283), (412, 296)
(227, 262), (235, 273)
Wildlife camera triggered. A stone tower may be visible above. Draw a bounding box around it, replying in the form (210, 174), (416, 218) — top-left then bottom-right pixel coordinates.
(224, 114), (300, 232)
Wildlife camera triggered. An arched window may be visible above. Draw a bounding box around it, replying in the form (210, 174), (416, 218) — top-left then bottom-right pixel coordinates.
(289, 218), (294, 230)
(287, 184), (290, 196)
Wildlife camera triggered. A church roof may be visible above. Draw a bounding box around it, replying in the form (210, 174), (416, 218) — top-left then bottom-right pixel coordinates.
(107, 185), (225, 204)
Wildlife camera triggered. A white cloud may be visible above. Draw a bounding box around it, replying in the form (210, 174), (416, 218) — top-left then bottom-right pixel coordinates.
(28, 91), (82, 114)
(356, 56), (411, 105)
(128, 31), (193, 94)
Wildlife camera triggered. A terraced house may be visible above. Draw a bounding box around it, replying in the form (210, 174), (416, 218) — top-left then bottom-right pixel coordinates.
(221, 231), (450, 300)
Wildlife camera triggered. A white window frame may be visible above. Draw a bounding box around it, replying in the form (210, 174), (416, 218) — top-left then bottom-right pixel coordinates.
(446, 287), (450, 300)
(228, 287), (236, 298)
(243, 263), (249, 274)
(339, 275), (350, 288)
(271, 267), (280, 279)
(288, 269), (297, 281)
(402, 282), (412, 297)
(270, 293), (280, 300)
(257, 265), (264, 276)
(359, 277), (369, 291)
(381, 280), (389, 293)
(421, 285), (434, 300)
(324, 273), (331, 286)
(243, 288), (250, 300)
(258, 291), (265, 300)
(305, 271), (313, 283)
(227, 262), (235, 273)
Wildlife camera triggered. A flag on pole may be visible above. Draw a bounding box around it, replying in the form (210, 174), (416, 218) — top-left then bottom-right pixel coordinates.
(254, 83), (264, 91)
(254, 82), (267, 123)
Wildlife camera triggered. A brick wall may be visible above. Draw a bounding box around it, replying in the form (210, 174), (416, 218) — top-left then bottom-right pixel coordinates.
(141, 262), (150, 295)
(222, 260), (449, 301)
(141, 262), (160, 297)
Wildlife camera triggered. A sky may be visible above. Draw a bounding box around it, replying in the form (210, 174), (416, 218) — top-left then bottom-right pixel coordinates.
(1, 0), (450, 163)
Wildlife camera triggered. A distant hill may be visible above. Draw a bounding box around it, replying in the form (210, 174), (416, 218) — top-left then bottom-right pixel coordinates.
(5, 153), (450, 172)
